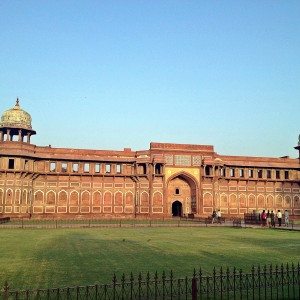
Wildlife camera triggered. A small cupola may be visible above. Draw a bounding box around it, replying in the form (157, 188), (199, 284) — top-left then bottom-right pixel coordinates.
(0, 98), (36, 143)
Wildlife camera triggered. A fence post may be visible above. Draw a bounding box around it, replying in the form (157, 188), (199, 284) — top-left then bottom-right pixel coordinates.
(257, 264), (261, 300)
(170, 270), (173, 299)
(162, 271), (166, 299)
(130, 272), (134, 300)
(297, 262), (300, 296)
(22, 217), (24, 229)
(146, 272), (150, 300)
(291, 263), (295, 299)
(2, 281), (9, 300)
(286, 263), (290, 299)
(251, 265), (255, 299)
(55, 219), (58, 229)
(275, 264), (279, 299)
(121, 273), (125, 300)
(270, 264), (273, 300)
(220, 267), (223, 300)
(192, 276), (197, 300)
(263, 264), (267, 300)
(138, 272), (142, 300)
(113, 274), (117, 300)
(233, 267), (236, 300)
(154, 271), (158, 300)
(226, 267), (230, 299)
(199, 267), (202, 300)
(213, 267), (216, 299)
(239, 269), (243, 299)
(281, 264), (284, 297)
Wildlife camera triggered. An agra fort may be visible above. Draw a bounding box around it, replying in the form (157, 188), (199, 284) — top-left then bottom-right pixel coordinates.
(0, 100), (299, 219)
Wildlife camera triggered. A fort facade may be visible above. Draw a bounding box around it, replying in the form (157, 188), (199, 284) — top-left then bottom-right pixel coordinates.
(0, 100), (299, 219)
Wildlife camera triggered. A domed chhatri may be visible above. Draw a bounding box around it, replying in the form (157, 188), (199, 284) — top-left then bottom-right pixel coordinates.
(0, 98), (33, 130)
(0, 98), (36, 143)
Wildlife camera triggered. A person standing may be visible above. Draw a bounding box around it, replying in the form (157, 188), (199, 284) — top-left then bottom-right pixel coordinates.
(217, 210), (222, 224)
(211, 210), (217, 224)
(266, 210), (271, 228)
(261, 210), (267, 227)
(270, 210), (275, 228)
(284, 210), (289, 227)
(277, 210), (282, 227)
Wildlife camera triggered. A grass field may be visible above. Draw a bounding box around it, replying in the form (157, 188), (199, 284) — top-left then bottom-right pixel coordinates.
(0, 227), (299, 290)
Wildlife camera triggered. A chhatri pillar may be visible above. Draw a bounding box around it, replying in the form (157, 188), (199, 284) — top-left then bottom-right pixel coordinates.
(295, 134), (300, 164)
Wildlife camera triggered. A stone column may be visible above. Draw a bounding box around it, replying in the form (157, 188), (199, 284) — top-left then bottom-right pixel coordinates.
(0, 131), (3, 142)
(18, 129), (22, 142)
(27, 133), (31, 143)
(7, 129), (11, 141)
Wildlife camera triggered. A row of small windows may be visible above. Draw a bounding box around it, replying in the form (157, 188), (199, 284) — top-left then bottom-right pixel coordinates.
(205, 166), (290, 180)
(5, 159), (164, 175)
(50, 162), (122, 174)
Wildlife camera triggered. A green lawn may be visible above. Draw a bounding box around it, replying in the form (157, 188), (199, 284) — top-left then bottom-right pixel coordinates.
(0, 227), (299, 290)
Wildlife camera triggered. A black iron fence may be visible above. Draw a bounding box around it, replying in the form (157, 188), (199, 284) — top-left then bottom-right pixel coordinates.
(2, 263), (299, 299)
(0, 217), (231, 229)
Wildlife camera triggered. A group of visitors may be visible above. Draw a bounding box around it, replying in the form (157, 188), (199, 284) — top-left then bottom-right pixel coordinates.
(260, 209), (289, 228)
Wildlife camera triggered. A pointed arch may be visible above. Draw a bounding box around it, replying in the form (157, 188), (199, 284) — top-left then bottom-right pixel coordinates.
(21, 189), (28, 205)
(152, 191), (163, 206)
(284, 195), (292, 208)
(69, 191), (79, 206)
(248, 194), (256, 207)
(266, 194), (274, 208)
(5, 189), (13, 204)
(92, 191), (102, 206)
(58, 190), (68, 205)
(81, 190), (90, 206)
(103, 191), (112, 205)
(220, 193), (228, 207)
(275, 195), (283, 207)
(229, 193), (237, 208)
(239, 193), (247, 208)
(46, 190), (56, 205)
(293, 195), (300, 208)
(166, 171), (199, 190)
(257, 194), (265, 208)
(167, 172), (199, 215)
(203, 192), (213, 207)
(114, 191), (123, 206)
(125, 191), (134, 206)
(34, 190), (44, 205)
(140, 191), (149, 206)
(15, 189), (21, 205)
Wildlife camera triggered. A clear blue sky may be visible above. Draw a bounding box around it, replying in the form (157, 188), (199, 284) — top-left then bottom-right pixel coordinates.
(1, 1), (299, 157)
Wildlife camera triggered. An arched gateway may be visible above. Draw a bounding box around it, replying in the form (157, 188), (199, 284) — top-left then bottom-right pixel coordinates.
(172, 201), (182, 217)
(167, 173), (199, 217)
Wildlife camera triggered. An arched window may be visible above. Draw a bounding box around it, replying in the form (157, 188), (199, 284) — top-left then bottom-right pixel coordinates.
(46, 191), (56, 205)
(93, 192), (102, 206)
(58, 191), (68, 205)
(70, 191), (79, 206)
(81, 191), (90, 206)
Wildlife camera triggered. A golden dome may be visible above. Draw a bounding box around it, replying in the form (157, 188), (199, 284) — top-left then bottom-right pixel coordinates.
(0, 99), (33, 130)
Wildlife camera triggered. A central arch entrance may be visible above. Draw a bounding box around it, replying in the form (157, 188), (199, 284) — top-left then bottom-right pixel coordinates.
(172, 201), (182, 217)
(167, 172), (198, 217)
